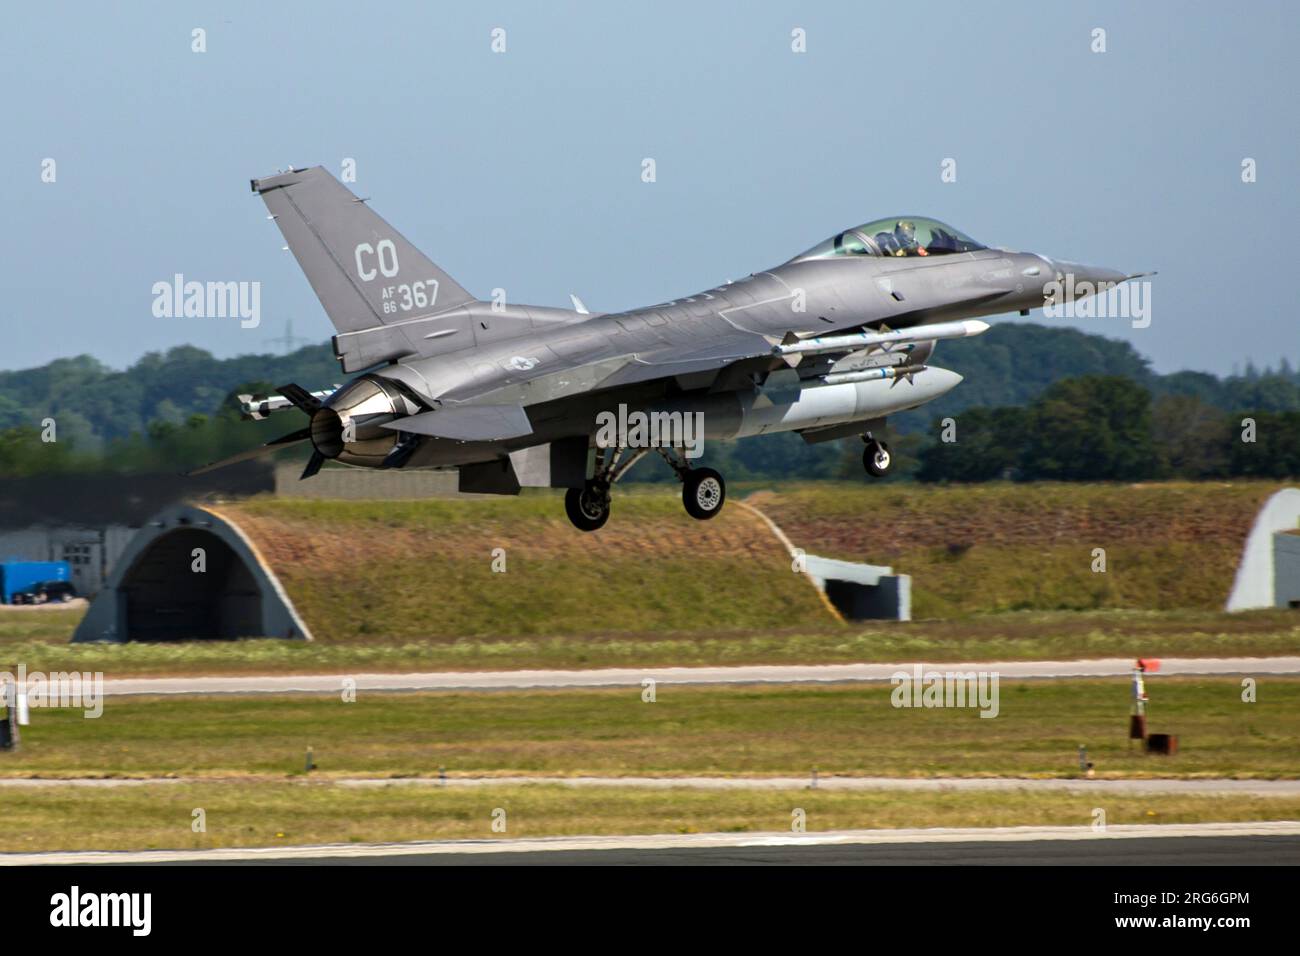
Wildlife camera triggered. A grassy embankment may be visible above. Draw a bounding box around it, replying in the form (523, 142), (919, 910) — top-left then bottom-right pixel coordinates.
(1, 481), (1295, 675)
(752, 480), (1288, 616)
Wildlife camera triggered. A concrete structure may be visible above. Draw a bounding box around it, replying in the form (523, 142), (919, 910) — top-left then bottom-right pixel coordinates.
(803, 555), (912, 622)
(0, 526), (135, 598)
(734, 499), (910, 621)
(1226, 488), (1300, 612)
(1276, 531), (1300, 609)
(0, 464), (463, 603)
(71, 504), (311, 643)
(274, 463), (459, 499)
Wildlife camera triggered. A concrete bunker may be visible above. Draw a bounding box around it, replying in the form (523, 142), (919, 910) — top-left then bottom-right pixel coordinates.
(1226, 488), (1300, 612)
(72, 504), (311, 643)
(733, 500), (911, 621)
(806, 555), (912, 622)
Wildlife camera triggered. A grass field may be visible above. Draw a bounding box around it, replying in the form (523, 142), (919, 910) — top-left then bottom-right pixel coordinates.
(2, 607), (1298, 676)
(2, 783), (1296, 852)
(4, 679), (1297, 779)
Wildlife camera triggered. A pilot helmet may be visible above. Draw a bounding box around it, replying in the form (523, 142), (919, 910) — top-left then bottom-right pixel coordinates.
(895, 219), (917, 242)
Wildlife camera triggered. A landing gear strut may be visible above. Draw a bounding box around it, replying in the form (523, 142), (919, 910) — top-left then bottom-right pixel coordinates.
(561, 444), (728, 531)
(863, 433), (892, 478)
(562, 445), (650, 532)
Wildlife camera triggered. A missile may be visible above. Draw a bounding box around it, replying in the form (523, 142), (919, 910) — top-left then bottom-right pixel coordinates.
(239, 386), (338, 421)
(818, 364), (928, 386)
(771, 319), (990, 365)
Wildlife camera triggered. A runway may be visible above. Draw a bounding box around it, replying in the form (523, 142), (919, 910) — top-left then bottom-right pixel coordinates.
(6, 822), (1298, 866)
(334, 775), (1300, 796)
(86, 655), (1300, 697)
(2, 775), (1297, 796)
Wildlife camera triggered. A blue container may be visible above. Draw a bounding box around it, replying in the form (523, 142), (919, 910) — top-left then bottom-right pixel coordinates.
(0, 561), (71, 604)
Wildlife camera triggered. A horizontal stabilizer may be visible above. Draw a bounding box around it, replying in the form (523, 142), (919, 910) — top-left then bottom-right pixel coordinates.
(382, 405), (533, 442)
(184, 427), (311, 476)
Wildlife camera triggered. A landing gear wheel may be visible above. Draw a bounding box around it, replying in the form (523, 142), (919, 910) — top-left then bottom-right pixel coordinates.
(682, 468), (726, 520)
(565, 481), (611, 532)
(863, 440), (892, 478)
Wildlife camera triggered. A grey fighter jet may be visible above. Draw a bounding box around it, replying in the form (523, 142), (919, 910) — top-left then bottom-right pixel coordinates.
(195, 166), (1143, 531)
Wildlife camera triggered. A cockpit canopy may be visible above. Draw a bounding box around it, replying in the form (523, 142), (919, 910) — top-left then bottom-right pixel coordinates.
(791, 217), (986, 261)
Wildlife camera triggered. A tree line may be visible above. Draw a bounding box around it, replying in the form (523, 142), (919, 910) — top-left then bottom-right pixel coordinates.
(913, 375), (1300, 482)
(2, 327), (1298, 481)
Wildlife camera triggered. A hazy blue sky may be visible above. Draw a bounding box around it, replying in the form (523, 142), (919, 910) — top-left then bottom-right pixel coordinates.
(2, 1), (1296, 375)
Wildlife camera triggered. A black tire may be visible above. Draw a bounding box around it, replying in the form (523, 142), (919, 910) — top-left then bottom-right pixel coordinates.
(564, 482), (610, 532)
(682, 467), (726, 520)
(863, 440), (892, 478)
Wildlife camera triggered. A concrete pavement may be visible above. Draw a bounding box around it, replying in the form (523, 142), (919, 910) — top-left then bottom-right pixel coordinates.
(5, 822), (1298, 866)
(82, 655), (1300, 697)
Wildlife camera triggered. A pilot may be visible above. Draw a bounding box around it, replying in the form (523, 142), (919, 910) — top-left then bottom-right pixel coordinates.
(891, 220), (928, 257)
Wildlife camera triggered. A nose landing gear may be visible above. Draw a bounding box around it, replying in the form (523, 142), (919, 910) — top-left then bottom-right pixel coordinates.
(863, 433), (892, 478)
(659, 447), (726, 522)
(682, 467), (726, 520)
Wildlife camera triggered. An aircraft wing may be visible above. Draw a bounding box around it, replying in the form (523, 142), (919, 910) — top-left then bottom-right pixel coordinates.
(381, 404), (533, 441)
(590, 336), (772, 390)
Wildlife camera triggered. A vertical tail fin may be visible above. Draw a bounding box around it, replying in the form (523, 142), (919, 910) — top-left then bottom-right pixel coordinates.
(251, 166), (476, 334)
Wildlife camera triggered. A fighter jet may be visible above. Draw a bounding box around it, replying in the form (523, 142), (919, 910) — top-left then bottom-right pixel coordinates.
(195, 166), (1143, 531)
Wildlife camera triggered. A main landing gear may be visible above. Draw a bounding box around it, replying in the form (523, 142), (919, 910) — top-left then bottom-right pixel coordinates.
(562, 445), (727, 532)
(564, 480), (612, 532)
(862, 433), (892, 478)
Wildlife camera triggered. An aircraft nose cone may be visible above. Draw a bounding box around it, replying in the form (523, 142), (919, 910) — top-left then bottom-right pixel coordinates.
(1050, 258), (1130, 287)
(1041, 258), (1133, 305)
